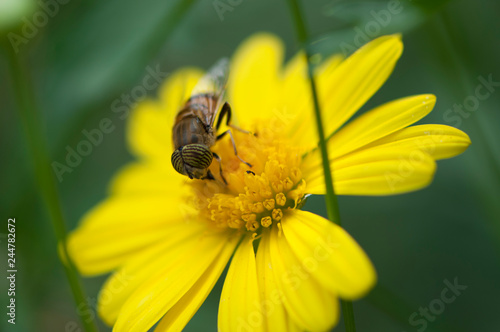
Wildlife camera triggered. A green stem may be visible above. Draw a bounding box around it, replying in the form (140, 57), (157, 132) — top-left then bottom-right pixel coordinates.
(341, 301), (357, 332)
(285, 0), (341, 226)
(3, 42), (98, 332)
(284, 0), (354, 331)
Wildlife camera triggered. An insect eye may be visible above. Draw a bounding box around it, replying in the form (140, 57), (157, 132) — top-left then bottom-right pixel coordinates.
(182, 144), (213, 169)
(171, 148), (185, 175)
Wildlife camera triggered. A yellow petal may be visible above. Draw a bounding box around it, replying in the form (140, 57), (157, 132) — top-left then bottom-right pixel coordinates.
(319, 35), (403, 137)
(67, 195), (194, 275)
(97, 221), (208, 325)
(154, 235), (239, 332)
(113, 229), (233, 332)
(127, 68), (203, 161)
(362, 124), (471, 160)
(287, 54), (344, 149)
(127, 98), (173, 161)
(282, 210), (376, 299)
(256, 233), (302, 332)
(280, 52), (315, 147)
(326, 95), (436, 159)
(109, 161), (185, 196)
(218, 236), (264, 332)
(228, 33), (283, 125)
(283, 53), (345, 151)
(268, 227), (339, 331)
(305, 148), (436, 195)
(315, 54), (344, 89)
(158, 67), (204, 115)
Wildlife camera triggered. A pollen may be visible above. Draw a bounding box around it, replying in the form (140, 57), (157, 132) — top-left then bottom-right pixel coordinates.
(272, 209), (283, 221)
(189, 123), (307, 232)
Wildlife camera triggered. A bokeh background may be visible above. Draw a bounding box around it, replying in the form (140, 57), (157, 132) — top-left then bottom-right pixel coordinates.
(1, 0), (499, 331)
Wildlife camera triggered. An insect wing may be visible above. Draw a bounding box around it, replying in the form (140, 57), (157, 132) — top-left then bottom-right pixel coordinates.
(189, 58), (230, 126)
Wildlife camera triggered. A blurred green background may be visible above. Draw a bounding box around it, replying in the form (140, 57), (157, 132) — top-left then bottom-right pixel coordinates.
(1, 0), (499, 331)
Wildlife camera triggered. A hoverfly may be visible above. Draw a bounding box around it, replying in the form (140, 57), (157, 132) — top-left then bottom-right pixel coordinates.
(171, 58), (252, 184)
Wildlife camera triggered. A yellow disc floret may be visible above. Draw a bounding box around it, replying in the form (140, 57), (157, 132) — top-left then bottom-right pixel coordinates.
(189, 122), (307, 232)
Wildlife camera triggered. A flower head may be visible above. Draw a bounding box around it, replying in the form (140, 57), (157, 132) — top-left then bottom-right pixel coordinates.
(68, 33), (470, 332)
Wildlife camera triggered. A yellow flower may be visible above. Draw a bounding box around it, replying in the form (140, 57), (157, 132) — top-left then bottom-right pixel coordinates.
(68, 33), (470, 332)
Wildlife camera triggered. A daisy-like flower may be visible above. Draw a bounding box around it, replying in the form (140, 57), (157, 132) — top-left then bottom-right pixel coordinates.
(68, 34), (470, 332)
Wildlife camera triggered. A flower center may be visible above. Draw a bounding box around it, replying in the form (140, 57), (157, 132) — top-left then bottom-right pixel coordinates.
(188, 121), (307, 232)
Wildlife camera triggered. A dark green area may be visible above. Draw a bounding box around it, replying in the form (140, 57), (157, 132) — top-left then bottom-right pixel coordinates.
(1, 0), (499, 331)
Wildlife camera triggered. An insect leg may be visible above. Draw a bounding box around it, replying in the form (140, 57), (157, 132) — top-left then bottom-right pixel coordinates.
(217, 102), (254, 135)
(217, 130), (252, 168)
(229, 124), (253, 135)
(216, 102), (231, 130)
(204, 170), (215, 181)
(216, 131), (228, 140)
(212, 152), (227, 185)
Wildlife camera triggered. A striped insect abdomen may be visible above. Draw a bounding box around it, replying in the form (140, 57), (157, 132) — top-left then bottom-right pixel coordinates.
(172, 95), (217, 150)
(172, 115), (208, 149)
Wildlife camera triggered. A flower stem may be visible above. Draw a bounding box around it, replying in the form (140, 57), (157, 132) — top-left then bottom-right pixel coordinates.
(3, 42), (98, 332)
(341, 300), (357, 331)
(284, 0), (355, 331)
(284, 0), (341, 226)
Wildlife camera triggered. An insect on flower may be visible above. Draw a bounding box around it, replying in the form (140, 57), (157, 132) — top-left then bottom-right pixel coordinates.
(67, 34), (471, 332)
(171, 58), (252, 184)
